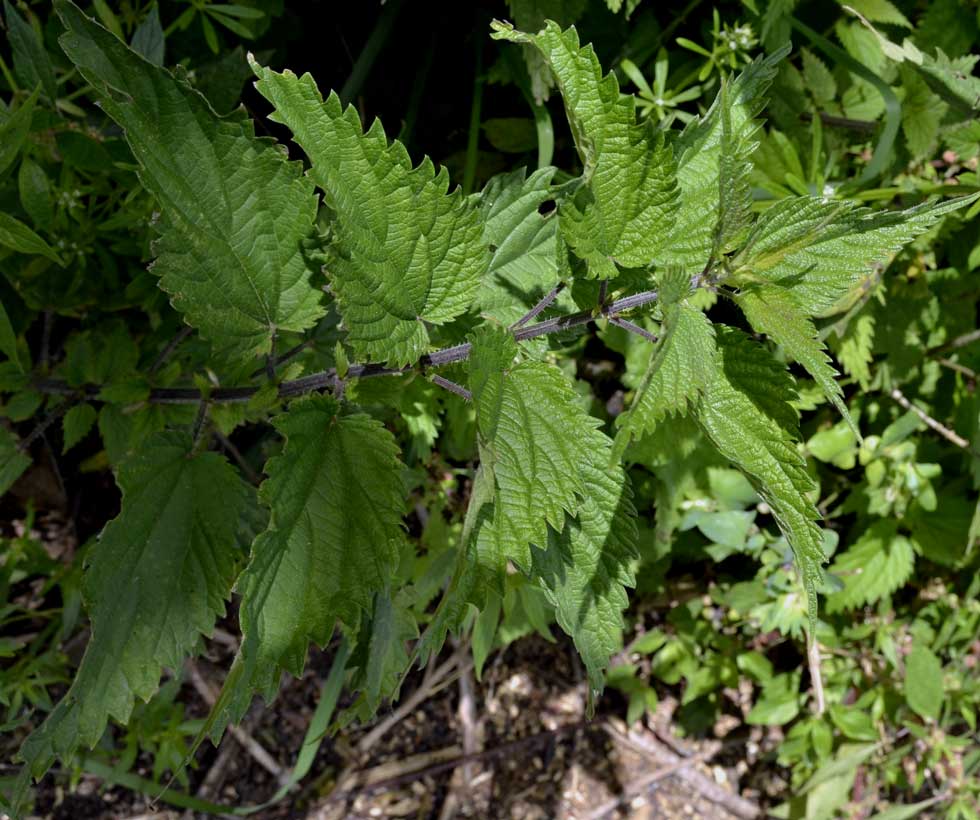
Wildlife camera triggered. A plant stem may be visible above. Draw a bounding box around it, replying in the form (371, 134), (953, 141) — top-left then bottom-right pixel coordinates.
(31, 287), (662, 406)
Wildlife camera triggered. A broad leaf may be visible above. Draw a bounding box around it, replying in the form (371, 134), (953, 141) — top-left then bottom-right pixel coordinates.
(56, 1), (324, 360)
(18, 433), (249, 776)
(468, 324), (609, 570)
(730, 194), (980, 316)
(658, 45), (788, 269)
(532, 452), (637, 694)
(212, 396), (406, 735)
(492, 21), (678, 279)
(694, 327), (825, 625)
(615, 299), (716, 454)
(478, 167), (571, 327)
(251, 60), (487, 366)
(736, 284), (859, 437)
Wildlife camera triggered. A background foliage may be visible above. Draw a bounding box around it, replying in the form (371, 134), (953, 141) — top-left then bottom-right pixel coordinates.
(2, 0), (980, 818)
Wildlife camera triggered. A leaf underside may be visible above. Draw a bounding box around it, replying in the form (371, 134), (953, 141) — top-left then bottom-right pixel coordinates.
(18, 433), (249, 776)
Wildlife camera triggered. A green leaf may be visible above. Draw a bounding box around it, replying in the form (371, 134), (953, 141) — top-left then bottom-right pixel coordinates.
(746, 672), (801, 725)
(212, 396), (406, 735)
(899, 65), (945, 161)
(56, 1), (325, 360)
(503, 0), (588, 103)
(532, 452), (637, 694)
(736, 284), (859, 438)
(801, 49), (836, 104)
(477, 167), (570, 328)
(732, 194), (980, 316)
(0, 86), (38, 178)
(831, 312), (875, 390)
(694, 327), (825, 626)
(3, 0), (58, 103)
(62, 403), (98, 453)
(17, 433), (250, 777)
(826, 521), (915, 613)
(614, 300), (716, 454)
(841, 0), (911, 28)
(18, 158), (53, 231)
(0, 213), (63, 265)
(468, 324), (610, 570)
(130, 3), (165, 66)
(491, 21), (678, 278)
(657, 45), (788, 269)
(905, 644), (943, 720)
(250, 59), (486, 367)
(0, 426), (31, 497)
(346, 592), (418, 717)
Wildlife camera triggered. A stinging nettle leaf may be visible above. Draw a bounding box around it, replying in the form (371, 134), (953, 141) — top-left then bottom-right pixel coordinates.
(694, 327), (825, 627)
(736, 284), (860, 438)
(55, 1), (325, 361)
(17, 433), (250, 777)
(658, 44), (789, 269)
(250, 59), (487, 367)
(731, 193), (980, 316)
(468, 323), (608, 570)
(532, 451), (637, 695)
(614, 299), (716, 456)
(492, 20), (678, 279)
(210, 395), (406, 736)
(477, 166), (572, 329)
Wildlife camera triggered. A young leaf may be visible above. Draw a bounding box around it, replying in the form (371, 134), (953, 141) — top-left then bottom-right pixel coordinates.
(658, 44), (788, 269)
(614, 300), (716, 455)
(211, 396), (406, 735)
(62, 402), (97, 453)
(694, 327), (825, 625)
(532, 453), (637, 694)
(491, 21), (678, 279)
(250, 60), (487, 367)
(736, 284), (859, 438)
(56, 1), (325, 360)
(17, 433), (249, 777)
(731, 194), (980, 316)
(468, 324), (610, 570)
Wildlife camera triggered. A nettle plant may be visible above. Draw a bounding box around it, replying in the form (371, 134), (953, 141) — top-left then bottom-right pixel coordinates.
(6, 0), (978, 798)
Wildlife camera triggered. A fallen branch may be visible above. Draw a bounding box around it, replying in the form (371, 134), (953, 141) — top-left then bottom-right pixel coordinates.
(889, 387), (971, 450)
(603, 718), (760, 819)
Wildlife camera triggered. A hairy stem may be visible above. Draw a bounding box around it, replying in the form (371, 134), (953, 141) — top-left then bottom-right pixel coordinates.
(32, 288), (662, 406)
